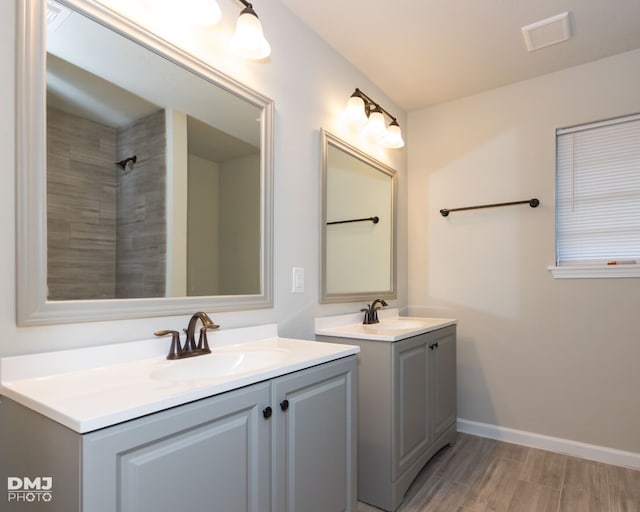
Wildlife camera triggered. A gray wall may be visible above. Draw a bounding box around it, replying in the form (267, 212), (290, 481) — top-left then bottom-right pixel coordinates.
(218, 153), (261, 295)
(187, 153), (219, 295)
(186, 152), (261, 296)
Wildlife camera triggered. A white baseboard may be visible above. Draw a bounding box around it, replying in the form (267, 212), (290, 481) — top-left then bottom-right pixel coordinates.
(457, 418), (640, 470)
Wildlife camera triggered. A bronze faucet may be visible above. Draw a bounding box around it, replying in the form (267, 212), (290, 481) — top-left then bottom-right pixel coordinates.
(154, 312), (220, 360)
(361, 298), (388, 324)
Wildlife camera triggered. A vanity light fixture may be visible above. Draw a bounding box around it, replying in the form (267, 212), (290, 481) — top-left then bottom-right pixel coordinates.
(230, 1), (271, 60)
(345, 88), (405, 149)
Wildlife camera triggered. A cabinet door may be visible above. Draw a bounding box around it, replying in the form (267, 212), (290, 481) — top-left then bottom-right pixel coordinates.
(430, 326), (457, 441)
(0, 396), (82, 512)
(272, 356), (357, 512)
(82, 382), (271, 512)
(393, 334), (430, 480)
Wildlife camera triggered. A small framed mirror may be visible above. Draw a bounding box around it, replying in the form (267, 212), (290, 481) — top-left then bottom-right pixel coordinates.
(320, 130), (397, 303)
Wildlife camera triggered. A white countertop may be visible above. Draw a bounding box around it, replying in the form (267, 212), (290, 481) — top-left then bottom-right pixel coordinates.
(0, 324), (358, 433)
(315, 308), (456, 342)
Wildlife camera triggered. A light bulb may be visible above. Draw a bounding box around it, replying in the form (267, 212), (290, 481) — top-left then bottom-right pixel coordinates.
(230, 8), (271, 60)
(383, 122), (405, 148)
(345, 94), (367, 126)
(364, 108), (387, 139)
(184, 0), (221, 26)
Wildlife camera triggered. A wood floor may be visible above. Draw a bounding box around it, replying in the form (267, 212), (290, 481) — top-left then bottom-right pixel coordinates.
(357, 433), (640, 512)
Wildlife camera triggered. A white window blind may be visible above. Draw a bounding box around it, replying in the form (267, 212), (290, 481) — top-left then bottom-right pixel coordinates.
(555, 113), (640, 265)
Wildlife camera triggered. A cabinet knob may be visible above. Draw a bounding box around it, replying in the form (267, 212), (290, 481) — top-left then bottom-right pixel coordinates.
(280, 399), (289, 411)
(429, 342), (439, 350)
(262, 406), (272, 419)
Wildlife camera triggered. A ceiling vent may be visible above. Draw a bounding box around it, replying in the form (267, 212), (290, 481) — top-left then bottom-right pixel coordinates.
(46, 0), (71, 33)
(521, 12), (571, 52)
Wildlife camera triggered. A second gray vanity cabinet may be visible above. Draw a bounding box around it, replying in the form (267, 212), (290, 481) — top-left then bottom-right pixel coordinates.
(82, 381), (272, 512)
(318, 325), (456, 512)
(393, 326), (457, 487)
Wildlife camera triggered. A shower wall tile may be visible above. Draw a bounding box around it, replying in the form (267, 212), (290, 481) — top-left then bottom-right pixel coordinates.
(47, 107), (167, 300)
(116, 109), (166, 298)
(47, 107), (117, 300)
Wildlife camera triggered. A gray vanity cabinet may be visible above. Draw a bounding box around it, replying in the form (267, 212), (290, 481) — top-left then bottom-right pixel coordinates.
(0, 356), (356, 512)
(318, 325), (456, 512)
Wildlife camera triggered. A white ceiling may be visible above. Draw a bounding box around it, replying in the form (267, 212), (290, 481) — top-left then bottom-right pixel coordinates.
(280, 0), (640, 111)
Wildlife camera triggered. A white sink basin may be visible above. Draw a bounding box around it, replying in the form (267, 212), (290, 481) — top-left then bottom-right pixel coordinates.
(365, 320), (428, 331)
(151, 350), (289, 382)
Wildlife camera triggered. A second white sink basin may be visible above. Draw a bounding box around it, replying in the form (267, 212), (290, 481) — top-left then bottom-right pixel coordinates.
(315, 309), (456, 342)
(151, 349), (289, 382)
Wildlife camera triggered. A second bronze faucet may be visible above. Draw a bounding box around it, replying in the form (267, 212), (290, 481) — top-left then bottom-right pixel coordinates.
(361, 298), (388, 324)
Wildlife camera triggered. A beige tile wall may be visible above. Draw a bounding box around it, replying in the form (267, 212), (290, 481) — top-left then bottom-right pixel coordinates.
(115, 109), (166, 298)
(46, 107), (166, 300)
(47, 106), (117, 300)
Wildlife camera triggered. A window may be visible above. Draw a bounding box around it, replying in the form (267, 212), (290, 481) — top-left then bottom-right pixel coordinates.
(551, 113), (640, 278)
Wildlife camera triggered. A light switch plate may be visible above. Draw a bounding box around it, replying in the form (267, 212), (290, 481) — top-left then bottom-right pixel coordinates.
(292, 267), (304, 293)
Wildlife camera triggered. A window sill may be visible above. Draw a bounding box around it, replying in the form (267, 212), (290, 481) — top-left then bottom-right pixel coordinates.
(548, 264), (640, 279)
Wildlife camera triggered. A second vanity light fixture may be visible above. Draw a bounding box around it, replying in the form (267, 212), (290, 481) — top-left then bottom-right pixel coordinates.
(345, 88), (405, 149)
(230, 0), (271, 59)
(189, 0), (271, 60)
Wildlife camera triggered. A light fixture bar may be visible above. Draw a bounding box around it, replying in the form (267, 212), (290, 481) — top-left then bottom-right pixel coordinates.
(352, 88), (399, 125)
(347, 88), (405, 148)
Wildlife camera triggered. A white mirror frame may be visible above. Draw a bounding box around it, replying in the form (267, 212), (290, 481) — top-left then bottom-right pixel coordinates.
(320, 129), (397, 304)
(16, 0), (274, 325)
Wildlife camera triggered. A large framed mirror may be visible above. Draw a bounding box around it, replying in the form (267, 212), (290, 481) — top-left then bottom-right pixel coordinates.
(320, 130), (397, 303)
(16, 0), (274, 325)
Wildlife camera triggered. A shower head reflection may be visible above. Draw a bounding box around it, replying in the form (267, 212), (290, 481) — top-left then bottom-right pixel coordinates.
(116, 155), (137, 171)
